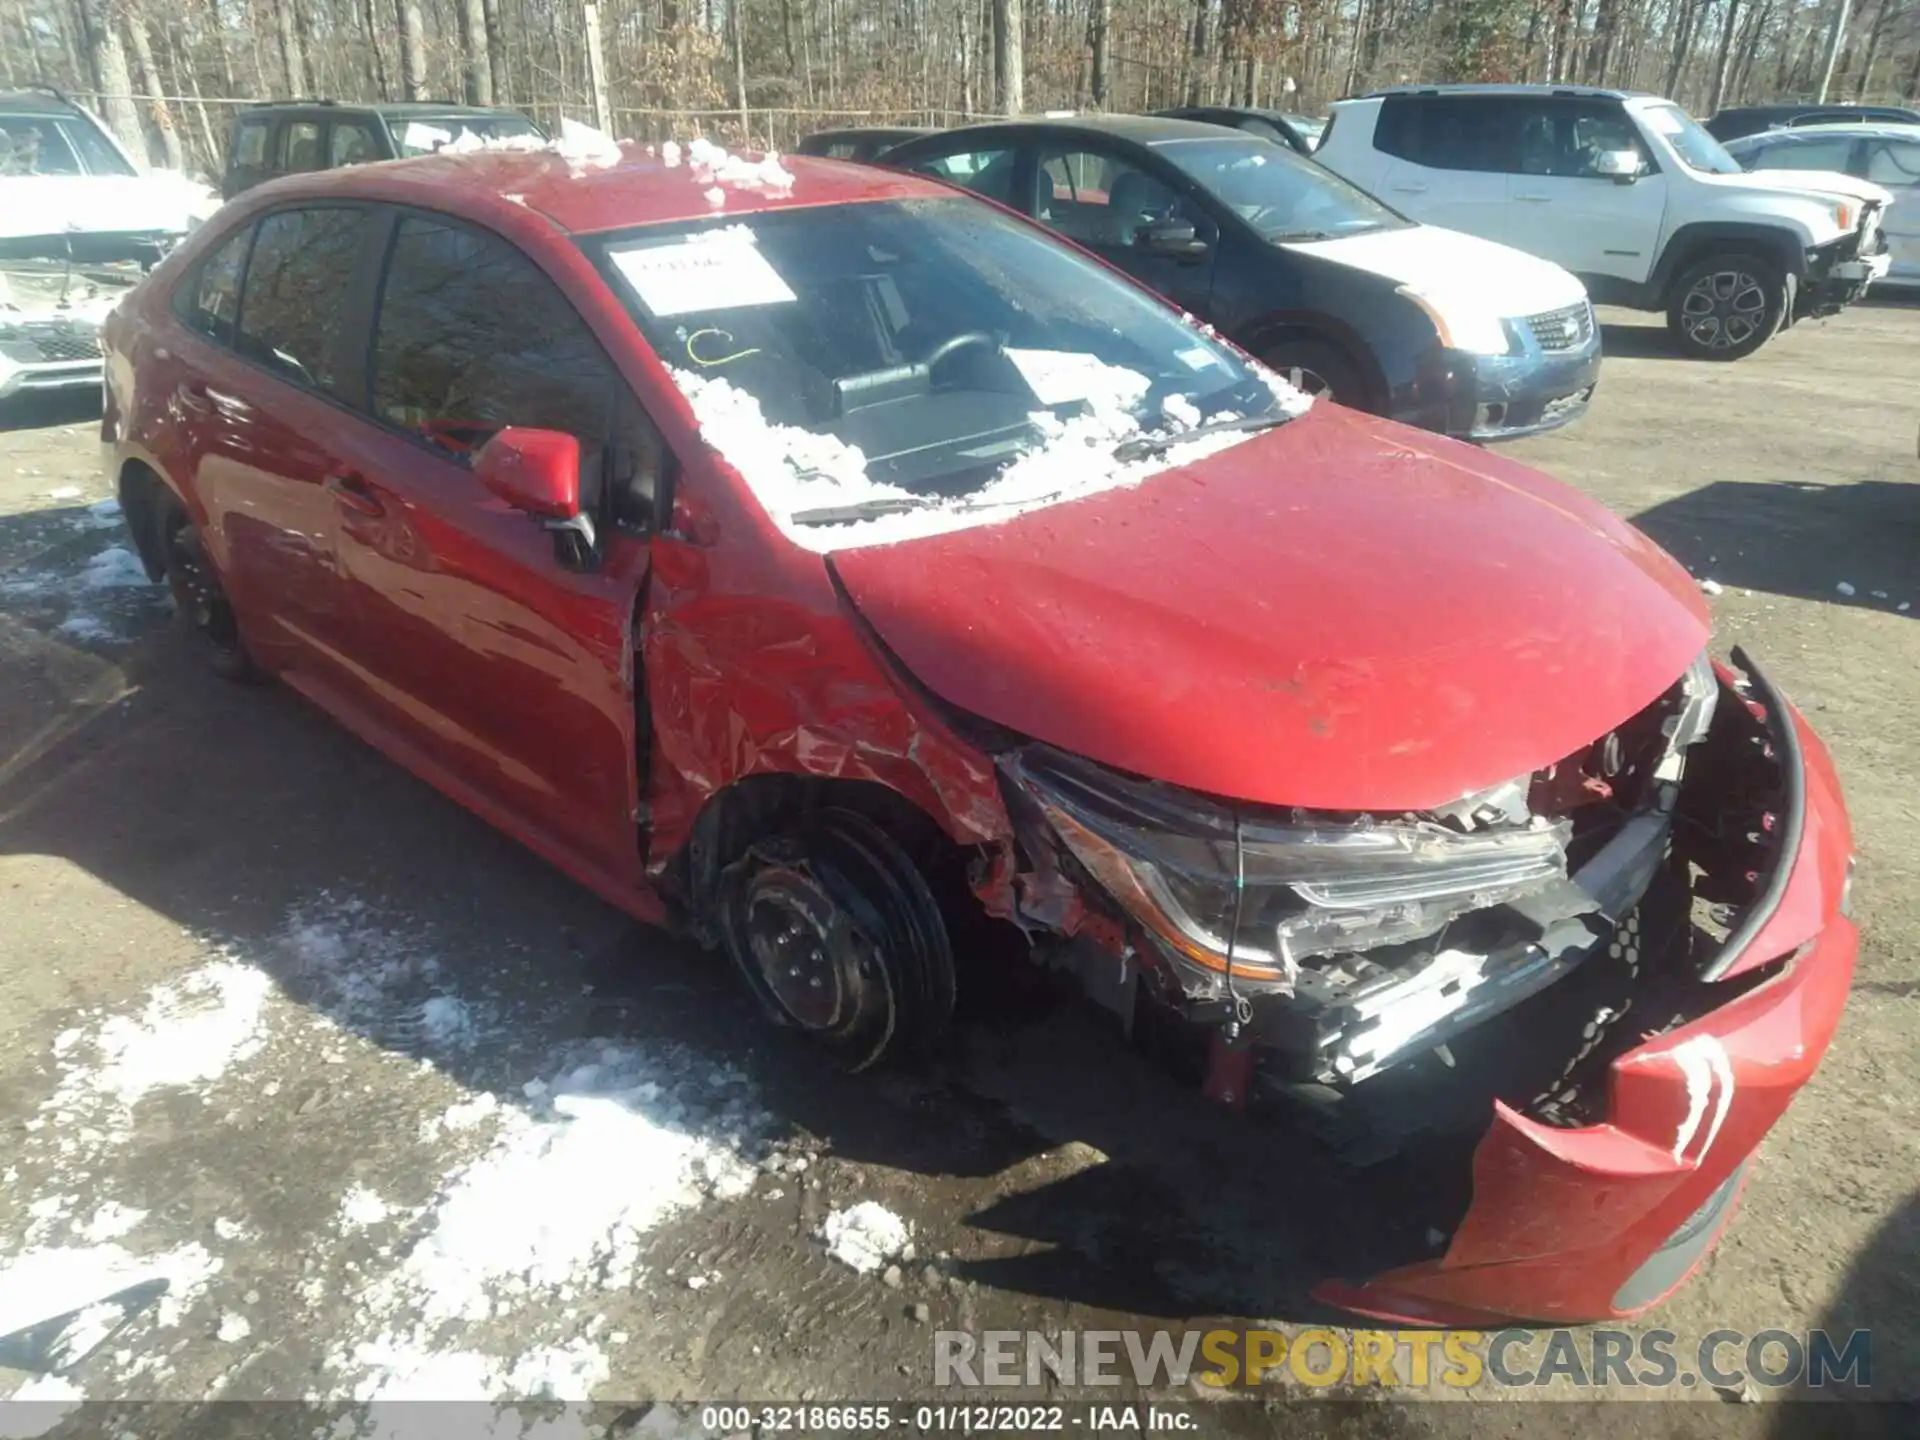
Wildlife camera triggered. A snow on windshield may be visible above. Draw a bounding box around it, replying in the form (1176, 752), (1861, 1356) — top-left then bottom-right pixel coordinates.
(668, 355), (1310, 554)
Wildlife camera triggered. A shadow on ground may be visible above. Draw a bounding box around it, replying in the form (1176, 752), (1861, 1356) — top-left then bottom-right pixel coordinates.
(0, 552), (1435, 1338)
(1632, 479), (1920, 614)
(0, 389), (101, 434)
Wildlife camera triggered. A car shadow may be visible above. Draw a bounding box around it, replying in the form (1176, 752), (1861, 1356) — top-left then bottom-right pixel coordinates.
(1600, 320), (1686, 360)
(1630, 479), (1920, 615)
(1765, 1192), (1920, 1431)
(0, 540), (1432, 1350)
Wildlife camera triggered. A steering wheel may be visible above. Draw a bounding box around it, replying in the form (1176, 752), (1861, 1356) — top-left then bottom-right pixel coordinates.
(921, 331), (998, 376)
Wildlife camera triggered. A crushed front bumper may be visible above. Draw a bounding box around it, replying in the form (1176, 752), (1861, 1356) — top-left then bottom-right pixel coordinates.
(1314, 653), (1855, 1323)
(1799, 222), (1894, 318)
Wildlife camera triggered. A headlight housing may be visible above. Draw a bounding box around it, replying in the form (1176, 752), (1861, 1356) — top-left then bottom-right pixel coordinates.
(1006, 748), (1569, 989)
(1396, 284), (1515, 356)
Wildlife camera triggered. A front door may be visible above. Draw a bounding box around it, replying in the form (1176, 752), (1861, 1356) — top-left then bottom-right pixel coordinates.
(1508, 98), (1668, 286)
(324, 211), (662, 885)
(1029, 143), (1218, 318)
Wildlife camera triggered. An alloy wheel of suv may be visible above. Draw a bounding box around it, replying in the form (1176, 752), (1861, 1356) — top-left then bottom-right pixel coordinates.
(1667, 253), (1786, 361)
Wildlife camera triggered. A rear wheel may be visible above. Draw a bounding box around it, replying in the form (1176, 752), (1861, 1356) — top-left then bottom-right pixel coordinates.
(717, 808), (956, 1072)
(1666, 252), (1787, 360)
(159, 497), (255, 681)
(1261, 339), (1368, 409)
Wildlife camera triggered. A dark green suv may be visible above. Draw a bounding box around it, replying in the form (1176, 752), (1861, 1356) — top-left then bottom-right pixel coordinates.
(222, 101), (546, 198)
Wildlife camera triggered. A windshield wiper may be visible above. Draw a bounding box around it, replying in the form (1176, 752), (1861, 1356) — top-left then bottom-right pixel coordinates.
(1111, 410), (1294, 462)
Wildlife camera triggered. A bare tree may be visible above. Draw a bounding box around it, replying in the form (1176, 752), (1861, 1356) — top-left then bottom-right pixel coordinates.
(398, 0), (427, 100)
(78, 0), (144, 158)
(993, 0), (1022, 113)
(123, 8), (182, 167)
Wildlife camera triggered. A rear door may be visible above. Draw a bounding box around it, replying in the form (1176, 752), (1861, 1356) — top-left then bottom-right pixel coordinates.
(1507, 96), (1667, 285)
(178, 205), (381, 679)
(1029, 141), (1218, 317)
(1371, 94), (1521, 242)
(224, 115), (276, 196)
(322, 210), (660, 882)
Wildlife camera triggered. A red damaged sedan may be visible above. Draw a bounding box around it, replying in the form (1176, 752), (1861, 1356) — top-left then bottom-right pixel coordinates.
(100, 140), (1856, 1325)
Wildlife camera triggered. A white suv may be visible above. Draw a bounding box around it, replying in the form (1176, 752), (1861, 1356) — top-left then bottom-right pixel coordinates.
(1317, 84), (1893, 359)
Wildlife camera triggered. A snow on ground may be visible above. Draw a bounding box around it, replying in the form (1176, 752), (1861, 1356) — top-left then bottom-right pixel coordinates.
(1, 894), (769, 1412)
(820, 1202), (911, 1275)
(1, 526), (167, 648)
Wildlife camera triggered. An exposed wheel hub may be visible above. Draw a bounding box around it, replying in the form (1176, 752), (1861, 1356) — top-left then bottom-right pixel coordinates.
(741, 865), (873, 1034)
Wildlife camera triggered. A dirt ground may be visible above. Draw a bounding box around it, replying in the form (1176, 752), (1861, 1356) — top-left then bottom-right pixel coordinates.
(1, 300), (1917, 1440)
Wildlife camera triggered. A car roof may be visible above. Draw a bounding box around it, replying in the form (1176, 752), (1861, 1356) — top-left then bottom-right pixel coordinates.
(1716, 102), (1919, 116)
(246, 143), (955, 234)
(806, 126), (931, 140)
(903, 114), (1248, 146)
(238, 99), (530, 120)
(0, 90), (86, 117)
(1359, 83), (1652, 102)
(1726, 121), (1920, 143)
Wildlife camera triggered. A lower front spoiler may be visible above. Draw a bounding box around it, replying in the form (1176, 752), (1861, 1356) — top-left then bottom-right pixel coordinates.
(1799, 250), (1893, 319)
(1391, 340), (1603, 443)
(1314, 675), (1856, 1325)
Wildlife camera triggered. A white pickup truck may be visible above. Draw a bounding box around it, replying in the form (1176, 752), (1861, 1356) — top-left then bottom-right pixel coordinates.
(1316, 84), (1893, 359)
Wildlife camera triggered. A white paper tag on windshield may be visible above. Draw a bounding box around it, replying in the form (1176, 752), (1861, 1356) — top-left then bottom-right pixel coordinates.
(401, 122), (452, 152)
(610, 229), (797, 316)
(1006, 348), (1152, 408)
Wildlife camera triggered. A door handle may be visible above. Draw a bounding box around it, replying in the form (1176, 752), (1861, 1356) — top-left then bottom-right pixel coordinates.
(1391, 183), (1429, 194)
(1515, 192), (1552, 202)
(324, 471), (383, 517)
(176, 380), (212, 414)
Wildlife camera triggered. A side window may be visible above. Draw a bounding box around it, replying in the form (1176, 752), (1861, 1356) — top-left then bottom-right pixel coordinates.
(174, 226), (252, 343)
(329, 121), (383, 167)
(1516, 101), (1650, 178)
(1864, 140), (1920, 187)
(1035, 148), (1186, 248)
(235, 208), (368, 394)
(0, 118), (81, 175)
(824, 141), (859, 159)
(61, 117), (135, 176)
(911, 147), (1019, 206)
(280, 120), (324, 173)
(370, 215), (666, 526)
(1379, 96), (1523, 173)
(233, 120), (271, 169)
(1753, 135), (1857, 172)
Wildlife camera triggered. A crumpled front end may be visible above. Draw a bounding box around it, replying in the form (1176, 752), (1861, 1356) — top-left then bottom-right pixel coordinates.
(986, 647), (1853, 1322)
(0, 256), (144, 401)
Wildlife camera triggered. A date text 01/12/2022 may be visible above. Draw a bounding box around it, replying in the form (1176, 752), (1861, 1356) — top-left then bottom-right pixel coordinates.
(697, 1405), (1198, 1432)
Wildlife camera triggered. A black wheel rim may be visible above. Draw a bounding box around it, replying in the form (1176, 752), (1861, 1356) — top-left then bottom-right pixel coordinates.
(165, 519), (241, 655)
(741, 865), (876, 1033)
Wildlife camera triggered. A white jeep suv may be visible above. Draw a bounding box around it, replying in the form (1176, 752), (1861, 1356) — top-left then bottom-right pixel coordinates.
(1316, 84), (1893, 360)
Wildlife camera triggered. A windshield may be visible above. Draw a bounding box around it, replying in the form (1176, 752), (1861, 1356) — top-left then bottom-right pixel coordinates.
(394, 114), (543, 157)
(1639, 104), (1743, 175)
(590, 198), (1305, 549)
(1155, 137), (1403, 240)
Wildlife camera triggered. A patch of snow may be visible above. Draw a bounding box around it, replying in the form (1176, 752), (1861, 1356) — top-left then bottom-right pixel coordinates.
(0, 1374), (83, 1437)
(669, 364), (1278, 554)
(46, 960), (273, 1115)
(685, 136), (794, 194)
(1901, 602), (1912, 613)
(44, 485), (84, 501)
(660, 140), (682, 169)
(1836, 581), (1856, 596)
(704, 186), (726, 208)
(217, 1311), (251, 1343)
(340, 1186), (394, 1231)
(0, 1242), (220, 1348)
(820, 1201), (911, 1275)
(328, 1039), (760, 1401)
(1699, 578), (1724, 596)
(75, 1201), (147, 1243)
(421, 1092), (502, 1142)
(278, 897), (488, 1055)
(81, 546), (149, 590)
(212, 1217), (250, 1243)
(78, 498), (122, 529)
(556, 118), (622, 170)
(54, 612), (118, 643)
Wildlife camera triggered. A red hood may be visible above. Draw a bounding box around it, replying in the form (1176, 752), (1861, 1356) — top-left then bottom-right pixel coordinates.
(829, 405), (1710, 812)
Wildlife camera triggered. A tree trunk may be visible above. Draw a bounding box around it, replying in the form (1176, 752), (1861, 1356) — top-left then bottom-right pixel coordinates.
(483, 0), (509, 103)
(273, 0), (306, 96)
(1185, 0), (1209, 104)
(1905, 37), (1920, 102)
(731, 0), (747, 141)
(959, 0), (973, 113)
(398, 0), (427, 100)
(1846, 0), (1891, 98)
(1814, 0), (1851, 101)
(359, 0), (391, 98)
(455, 0), (492, 104)
(81, 0), (145, 161)
(1730, 0), (1772, 103)
(1664, 0), (1699, 98)
(1708, 0), (1742, 112)
(993, 0), (1023, 114)
(1090, 0), (1110, 104)
(124, 11), (182, 168)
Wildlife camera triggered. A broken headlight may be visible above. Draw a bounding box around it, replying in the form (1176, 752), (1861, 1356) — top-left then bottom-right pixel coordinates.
(1005, 748), (1569, 989)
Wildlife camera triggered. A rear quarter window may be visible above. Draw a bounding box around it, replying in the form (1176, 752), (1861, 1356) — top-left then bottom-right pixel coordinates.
(173, 226), (253, 344)
(235, 207), (369, 396)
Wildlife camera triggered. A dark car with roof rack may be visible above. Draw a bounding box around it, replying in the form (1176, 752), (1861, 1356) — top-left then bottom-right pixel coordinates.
(222, 99), (547, 199)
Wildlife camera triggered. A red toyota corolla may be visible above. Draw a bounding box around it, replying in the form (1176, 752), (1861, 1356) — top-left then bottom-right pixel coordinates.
(100, 140), (1855, 1325)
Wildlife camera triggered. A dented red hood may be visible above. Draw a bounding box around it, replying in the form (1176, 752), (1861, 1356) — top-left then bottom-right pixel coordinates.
(829, 404), (1710, 812)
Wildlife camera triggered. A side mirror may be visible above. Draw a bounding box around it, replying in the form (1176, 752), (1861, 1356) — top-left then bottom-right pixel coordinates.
(474, 426), (598, 559)
(1595, 149), (1643, 183)
(1139, 219), (1210, 261)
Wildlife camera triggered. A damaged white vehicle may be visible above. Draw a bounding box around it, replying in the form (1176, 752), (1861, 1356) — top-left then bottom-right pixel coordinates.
(1, 89), (216, 402)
